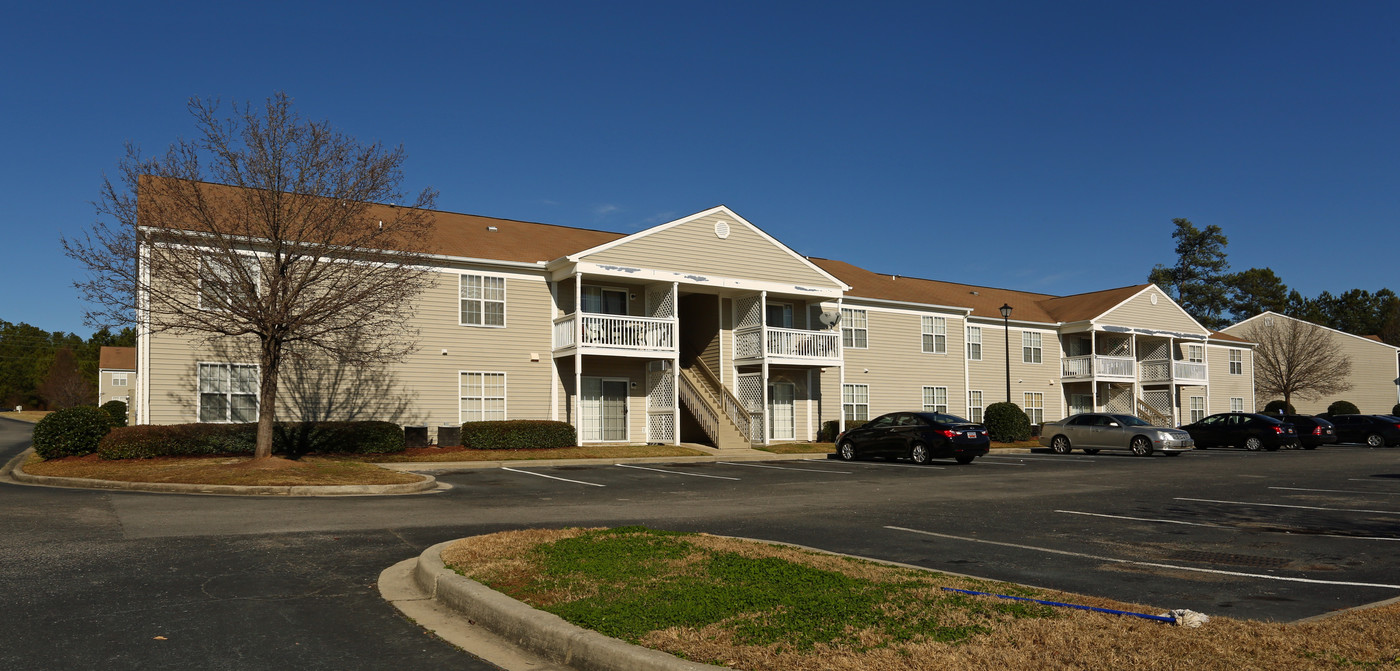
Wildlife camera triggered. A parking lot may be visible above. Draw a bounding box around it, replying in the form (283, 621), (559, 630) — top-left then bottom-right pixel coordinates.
(431, 445), (1400, 622)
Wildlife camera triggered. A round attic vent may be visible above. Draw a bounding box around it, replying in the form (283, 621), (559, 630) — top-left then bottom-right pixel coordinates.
(1150, 293), (1158, 305)
(714, 220), (731, 239)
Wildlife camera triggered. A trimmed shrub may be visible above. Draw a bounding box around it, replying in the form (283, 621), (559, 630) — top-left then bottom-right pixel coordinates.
(1392, 403), (1400, 417)
(983, 402), (1031, 442)
(275, 421), (405, 457)
(818, 420), (841, 442)
(100, 400), (128, 427)
(1263, 400), (1295, 415)
(1327, 400), (1361, 416)
(32, 406), (114, 459)
(96, 421), (404, 460)
(461, 420), (576, 450)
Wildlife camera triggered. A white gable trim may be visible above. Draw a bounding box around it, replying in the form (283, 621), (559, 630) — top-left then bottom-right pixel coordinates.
(565, 206), (851, 291)
(1094, 284), (1210, 336)
(1228, 311), (1400, 352)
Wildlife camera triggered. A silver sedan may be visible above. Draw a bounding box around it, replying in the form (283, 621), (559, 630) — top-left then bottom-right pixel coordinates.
(1038, 413), (1194, 457)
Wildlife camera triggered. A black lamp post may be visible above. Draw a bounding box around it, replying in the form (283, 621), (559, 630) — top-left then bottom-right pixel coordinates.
(999, 303), (1013, 404)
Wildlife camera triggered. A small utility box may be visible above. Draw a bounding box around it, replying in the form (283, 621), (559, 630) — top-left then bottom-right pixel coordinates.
(404, 425), (429, 448)
(437, 425), (461, 448)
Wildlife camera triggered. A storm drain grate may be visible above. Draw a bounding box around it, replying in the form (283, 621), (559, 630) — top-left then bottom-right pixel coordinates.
(1167, 550), (1289, 568)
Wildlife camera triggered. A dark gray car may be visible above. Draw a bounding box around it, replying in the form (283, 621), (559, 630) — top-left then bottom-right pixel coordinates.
(1038, 413), (1194, 456)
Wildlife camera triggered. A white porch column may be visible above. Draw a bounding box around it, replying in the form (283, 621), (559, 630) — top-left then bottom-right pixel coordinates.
(836, 298), (845, 436)
(671, 281), (680, 446)
(1090, 330), (1098, 411)
(573, 269), (583, 442)
(1130, 333), (1139, 416)
(760, 290), (769, 446)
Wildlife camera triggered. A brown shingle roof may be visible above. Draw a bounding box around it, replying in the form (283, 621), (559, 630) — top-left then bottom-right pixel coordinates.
(99, 346), (136, 371)
(1209, 331), (1251, 344)
(1036, 285), (1153, 323)
(1363, 334), (1384, 342)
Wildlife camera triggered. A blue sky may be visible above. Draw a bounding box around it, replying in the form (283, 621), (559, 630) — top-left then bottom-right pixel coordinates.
(2, 1), (1396, 335)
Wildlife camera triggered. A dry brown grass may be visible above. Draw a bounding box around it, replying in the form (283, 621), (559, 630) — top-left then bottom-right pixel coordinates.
(443, 528), (1400, 671)
(364, 444), (707, 462)
(23, 454), (422, 486)
(1, 410), (52, 423)
(755, 442), (834, 454)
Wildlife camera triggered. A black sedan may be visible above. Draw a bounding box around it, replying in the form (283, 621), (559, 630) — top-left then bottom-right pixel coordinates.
(835, 412), (990, 465)
(1326, 414), (1400, 447)
(1181, 412), (1298, 451)
(1275, 414), (1338, 449)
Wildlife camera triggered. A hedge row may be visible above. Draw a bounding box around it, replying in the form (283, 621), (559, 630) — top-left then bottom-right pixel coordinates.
(461, 420), (576, 449)
(32, 407), (114, 459)
(95, 421), (405, 460)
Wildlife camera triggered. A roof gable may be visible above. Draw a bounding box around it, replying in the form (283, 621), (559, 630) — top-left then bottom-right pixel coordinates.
(1226, 312), (1400, 352)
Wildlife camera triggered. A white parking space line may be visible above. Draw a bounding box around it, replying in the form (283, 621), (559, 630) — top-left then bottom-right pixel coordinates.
(1174, 497), (1400, 515)
(716, 462), (851, 474)
(886, 526), (1400, 589)
(961, 460), (1024, 466)
(613, 464), (741, 480)
(801, 459), (945, 470)
(1270, 486), (1400, 497)
(500, 467), (606, 487)
(983, 455), (1094, 463)
(1054, 510), (1219, 527)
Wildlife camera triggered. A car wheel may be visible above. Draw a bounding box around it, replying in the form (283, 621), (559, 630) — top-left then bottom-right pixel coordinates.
(955, 454), (976, 465)
(1082, 448), (1100, 455)
(1130, 436), (1153, 457)
(838, 440), (857, 461)
(910, 442), (931, 465)
(1366, 433), (1385, 448)
(1245, 436), (1263, 451)
(1050, 435), (1072, 455)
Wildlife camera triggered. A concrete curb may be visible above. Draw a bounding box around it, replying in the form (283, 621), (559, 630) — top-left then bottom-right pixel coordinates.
(411, 540), (715, 671)
(377, 446), (1035, 472)
(7, 448), (439, 497)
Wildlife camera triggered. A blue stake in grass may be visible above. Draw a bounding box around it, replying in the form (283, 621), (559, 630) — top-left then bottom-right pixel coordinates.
(941, 588), (1178, 624)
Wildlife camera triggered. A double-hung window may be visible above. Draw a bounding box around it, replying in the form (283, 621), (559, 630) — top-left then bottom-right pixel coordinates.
(112, 373), (128, 387)
(1229, 349), (1243, 375)
(921, 316), (946, 354)
(460, 274), (506, 326)
(1024, 392), (1044, 425)
(460, 372), (507, 422)
(1187, 344), (1204, 363)
(1230, 397), (1244, 413)
(199, 255), (259, 311)
(922, 386), (948, 413)
(1190, 396), (1206, 422)
(198, 363), (259, 423)
(966, 326), (982, 361)
(968, 391), (984, 423)
(842, 383), (869, 423)
(841, 309), (868, 349)
(1022, 332), (1042, 364)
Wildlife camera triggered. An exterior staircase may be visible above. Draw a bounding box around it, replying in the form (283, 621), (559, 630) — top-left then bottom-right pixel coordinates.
(1136, 397), (1175, 427)
(677, 357), (754, 450)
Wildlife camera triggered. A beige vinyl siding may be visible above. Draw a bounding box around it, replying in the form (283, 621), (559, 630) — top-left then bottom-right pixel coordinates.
(98, 370), (134, 406)
(143, 268), (556, 431)
(1207, 344), (1253, 412)
(1223, 315), (1400, 415)
(967, 323), (1065, 422)
(822, 304), (967, 424)
(582, 212), (841, 289)
(558, 356), (649, 442)
(1098, 290), (1208, 335)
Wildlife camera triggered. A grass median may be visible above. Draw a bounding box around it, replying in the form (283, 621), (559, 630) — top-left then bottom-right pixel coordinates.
(23, 453), (422, 486)
(444, 526), (1400, 671)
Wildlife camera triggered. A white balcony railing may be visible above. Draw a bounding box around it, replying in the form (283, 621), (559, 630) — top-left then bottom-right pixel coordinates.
(734, 326), (840, 363)
(551, 313), (675, 351)
(1062, 355), (1135, 379)
(1174, 361), (1208, 382)
(1137, 359), (1208, 383)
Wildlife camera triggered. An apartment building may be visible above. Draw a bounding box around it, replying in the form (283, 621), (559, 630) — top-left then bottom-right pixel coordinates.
(134, 184), (1255, 446)
(1223, 312), (1400, 414)
(97, 346), (136, 424)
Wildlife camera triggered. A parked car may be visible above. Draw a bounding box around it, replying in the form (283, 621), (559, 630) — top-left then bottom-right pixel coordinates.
(1038, 413), (1193, 456)
(1272, 414), (1338, 450)
(835, 412), (990, 465)
(1181, 412), (1298, 451)
(1325, 414), (1400, 447)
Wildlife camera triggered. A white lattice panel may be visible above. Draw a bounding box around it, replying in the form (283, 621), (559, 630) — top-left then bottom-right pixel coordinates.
(1104, 383), (1133, 414)
(646, 285), (674, 319)
(1143, 390), (1172, 416)
(647, 412), (675, 443)
(735, 295), (762, 330)
(737, 373), (764, 443)
(1139, 340), (1169, 361)
(1101, 336), (1132, 357)
(646, 364), (675, 411)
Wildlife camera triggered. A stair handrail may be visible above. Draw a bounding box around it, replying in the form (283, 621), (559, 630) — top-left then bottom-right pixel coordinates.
(687, 354), (753, 440)
(677, 372), (721, 446)
(1136, 397), (1174, 427)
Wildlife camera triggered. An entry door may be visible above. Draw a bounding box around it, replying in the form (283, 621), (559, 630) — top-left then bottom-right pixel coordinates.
(1070, 394), (1093, 415)
(582, 377), (629, 442)
(769, 382), (795, 441)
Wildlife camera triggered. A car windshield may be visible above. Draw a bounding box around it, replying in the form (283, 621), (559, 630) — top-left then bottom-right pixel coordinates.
(1110, 415), (1152, 427)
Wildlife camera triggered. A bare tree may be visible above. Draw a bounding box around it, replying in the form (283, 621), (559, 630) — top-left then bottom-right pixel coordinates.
(39, 347), (95, 409)
(64, 93), (437, 459)
(1241, 316), (1352, 411)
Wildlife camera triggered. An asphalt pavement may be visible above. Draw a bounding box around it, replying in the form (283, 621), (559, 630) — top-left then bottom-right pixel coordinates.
(5, 416), (1400, 669)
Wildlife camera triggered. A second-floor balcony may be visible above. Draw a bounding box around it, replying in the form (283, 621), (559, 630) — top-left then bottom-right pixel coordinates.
(1139, 359), (1208, 383)
(553, 313), (676, 354)
(733, 326), (841, 366)
(1061, 355), (1135, 381)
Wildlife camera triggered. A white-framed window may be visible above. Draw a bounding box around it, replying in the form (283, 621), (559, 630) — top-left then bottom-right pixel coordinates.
(460, 274), (506, 327)
(460, 372), (507, 422)
(1229, 349), (1243, 375)
(582, 286), (628, 315)
(842, 383), (869, 423)
(766, 302), (794, 328)
(1187, 344), (1204, 363)
(198, 363), (259, 423)
(922, 386), (948, 413)
(1024, 392), (1044, 425)
(966, 326), (982, 361)
(841, 308), (868, 349)
(968, 391), (984, 423)
(1022, 332), (1043, 364)
(1190, 396), (1206, 422)
(111, 373), (128, 387)
(921, 316), (947, 354)
(1230, 397), (1244, 413)
(199, 255), (259, 311)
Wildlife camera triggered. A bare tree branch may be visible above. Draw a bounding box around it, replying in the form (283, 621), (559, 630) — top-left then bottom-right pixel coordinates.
(1242, 317), (1352, 411)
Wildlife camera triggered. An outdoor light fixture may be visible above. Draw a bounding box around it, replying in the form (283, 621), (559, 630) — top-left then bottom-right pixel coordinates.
(1000, 304), (1013, 404)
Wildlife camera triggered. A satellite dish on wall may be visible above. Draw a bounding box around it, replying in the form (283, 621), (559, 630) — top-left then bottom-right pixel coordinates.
(819, 311), (842, 327)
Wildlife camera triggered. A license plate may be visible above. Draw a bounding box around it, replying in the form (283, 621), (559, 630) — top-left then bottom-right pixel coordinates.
(966, 432), (978, 438)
